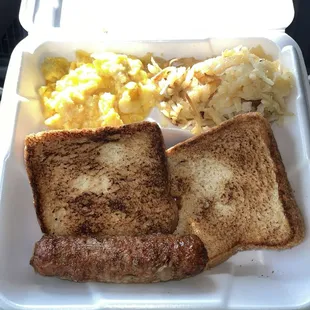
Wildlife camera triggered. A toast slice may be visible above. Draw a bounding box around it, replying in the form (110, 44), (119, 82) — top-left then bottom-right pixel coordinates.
(167, 113), (305, 267)
(25, 122), (178, 236)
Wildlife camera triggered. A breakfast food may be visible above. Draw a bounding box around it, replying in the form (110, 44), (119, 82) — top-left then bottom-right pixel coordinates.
(152, 46), (293, 133)
(24, 122), (178, 236)
(30, 234), (208, 283)
(167, 113), (304, 267)
(39, 46), (293, 133)
(39, 51), (158, 129)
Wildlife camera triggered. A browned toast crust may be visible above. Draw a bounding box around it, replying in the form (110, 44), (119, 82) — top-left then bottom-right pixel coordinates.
(25, 122), (178, 236)
(167, 113), (305, 267)
(265, 116), (305, 249)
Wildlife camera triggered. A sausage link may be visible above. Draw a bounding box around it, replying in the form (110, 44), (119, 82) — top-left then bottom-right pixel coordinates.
(30, 234), (208, 283)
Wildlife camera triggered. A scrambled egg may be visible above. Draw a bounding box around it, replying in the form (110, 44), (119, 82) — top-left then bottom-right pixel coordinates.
(39, 50), (159, 129)
(39, 46), (293, 133)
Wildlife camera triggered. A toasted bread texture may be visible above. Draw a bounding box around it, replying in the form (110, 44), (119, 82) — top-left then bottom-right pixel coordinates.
(25, 122), (178, 236)
(167, 113), (305, 267)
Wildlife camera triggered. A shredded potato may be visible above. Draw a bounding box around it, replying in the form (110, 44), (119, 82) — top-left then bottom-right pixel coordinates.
(39, 46), (293, 133)
(150, 45), (294, 134)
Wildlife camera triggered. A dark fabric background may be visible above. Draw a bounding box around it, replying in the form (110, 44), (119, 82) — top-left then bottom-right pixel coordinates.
(286, 0), (310, 73)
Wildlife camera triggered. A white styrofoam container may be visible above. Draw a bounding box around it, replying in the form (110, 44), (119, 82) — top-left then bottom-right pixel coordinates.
(1, 1), (310, 309)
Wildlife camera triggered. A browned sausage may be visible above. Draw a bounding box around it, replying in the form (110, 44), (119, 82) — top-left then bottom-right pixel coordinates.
(30, 234), (208, 283)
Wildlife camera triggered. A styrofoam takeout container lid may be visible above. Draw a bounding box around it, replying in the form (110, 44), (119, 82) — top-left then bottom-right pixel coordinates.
(18, 0), (295, 40)
(1, 0), (310, 309)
